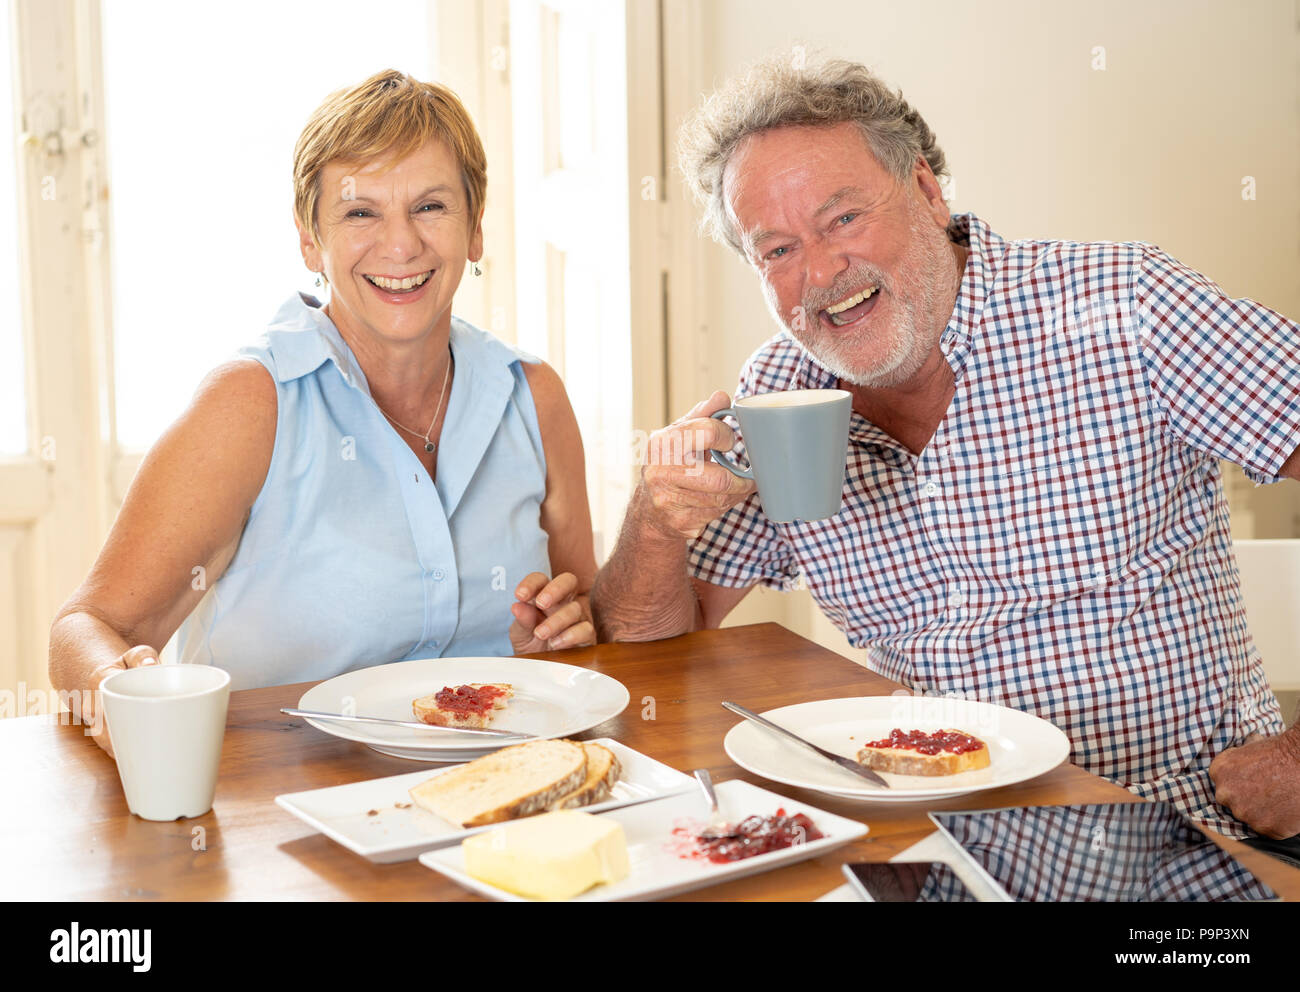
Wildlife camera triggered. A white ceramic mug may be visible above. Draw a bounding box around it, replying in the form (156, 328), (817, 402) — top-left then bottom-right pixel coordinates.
(100, 664), (231, 821)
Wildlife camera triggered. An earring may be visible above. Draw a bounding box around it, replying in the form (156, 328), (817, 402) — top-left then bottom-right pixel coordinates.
(315, 272), (323, 287)
(473, 263), (482, 277)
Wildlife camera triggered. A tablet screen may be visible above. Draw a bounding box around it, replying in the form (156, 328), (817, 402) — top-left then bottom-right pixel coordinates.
(930, 802), (1277, 901)
(842, 861), (980, 902)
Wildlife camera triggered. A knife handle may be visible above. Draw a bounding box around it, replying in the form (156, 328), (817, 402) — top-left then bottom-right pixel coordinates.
(721, 700), (889, 788)
(721, 701), (831, 758)
(279, 707), (530, 738)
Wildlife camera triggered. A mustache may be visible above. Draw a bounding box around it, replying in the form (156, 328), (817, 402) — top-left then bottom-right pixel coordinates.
(800, 263), (888, 315)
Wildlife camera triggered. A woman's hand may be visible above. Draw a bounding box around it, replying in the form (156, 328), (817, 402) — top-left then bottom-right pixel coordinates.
(84, 645), (161, 759)
(509, 572), (595, 654)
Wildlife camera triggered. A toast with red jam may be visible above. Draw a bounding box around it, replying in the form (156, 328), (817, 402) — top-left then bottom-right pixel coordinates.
(412, 683), (514, 729)
(855, 728), (990, 776)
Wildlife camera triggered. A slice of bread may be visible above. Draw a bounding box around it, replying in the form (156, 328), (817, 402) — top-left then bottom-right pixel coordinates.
(409, 738), (588, 828)
(412, 683), (514, 729)
(855, 729), (991, 776)
(549, 742), (622, 810)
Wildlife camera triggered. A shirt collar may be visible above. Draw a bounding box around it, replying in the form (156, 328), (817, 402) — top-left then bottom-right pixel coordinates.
(260, 292), (520, 396)
(786, 211), (1002, 389)
(262, 293), (366, 387)
(938, 212), (999, 380)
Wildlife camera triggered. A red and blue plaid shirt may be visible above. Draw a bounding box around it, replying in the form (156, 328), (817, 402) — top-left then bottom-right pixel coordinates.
(689, 213), (1300, 839)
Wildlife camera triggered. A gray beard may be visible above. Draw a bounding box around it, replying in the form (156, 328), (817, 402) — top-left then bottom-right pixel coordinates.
(764, 204), (960, 389)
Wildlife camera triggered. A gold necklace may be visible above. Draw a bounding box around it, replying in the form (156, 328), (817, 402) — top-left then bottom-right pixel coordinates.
(377, 351), (453, 454)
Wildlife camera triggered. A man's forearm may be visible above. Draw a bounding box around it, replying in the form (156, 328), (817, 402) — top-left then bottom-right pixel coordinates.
(591, 487), (702, 642)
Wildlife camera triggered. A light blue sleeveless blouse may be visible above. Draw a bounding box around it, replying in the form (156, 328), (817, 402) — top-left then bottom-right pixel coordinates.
(175, 293), (551, 690)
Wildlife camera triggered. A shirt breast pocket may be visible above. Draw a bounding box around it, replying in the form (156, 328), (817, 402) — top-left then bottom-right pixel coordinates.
(1011, 427), (1130, 594)
(956, 429), (1128, 598)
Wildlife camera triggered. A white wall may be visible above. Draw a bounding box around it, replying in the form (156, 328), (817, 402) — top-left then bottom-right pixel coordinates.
(676, 0), (1300, 657)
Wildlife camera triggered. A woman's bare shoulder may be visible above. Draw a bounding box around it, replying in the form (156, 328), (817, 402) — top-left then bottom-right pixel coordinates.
(520, 359), (572, 429)
(181, 356), (276, 450)
(194, 357), (278, 416)
(127, 357), (278, 510)
(189, 358), (277, 448)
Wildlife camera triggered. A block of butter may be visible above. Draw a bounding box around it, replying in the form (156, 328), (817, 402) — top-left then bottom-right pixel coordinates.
(462, 810), (629, 900)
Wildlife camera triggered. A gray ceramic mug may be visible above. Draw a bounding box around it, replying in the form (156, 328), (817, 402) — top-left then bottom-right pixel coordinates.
(709, 389), (852, 522)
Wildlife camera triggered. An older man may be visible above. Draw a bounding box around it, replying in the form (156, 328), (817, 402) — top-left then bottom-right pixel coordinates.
(591, 57), (1300, 850)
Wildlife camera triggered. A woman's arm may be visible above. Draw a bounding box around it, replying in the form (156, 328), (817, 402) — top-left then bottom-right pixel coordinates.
(48, 359), (277, 752)
(509, 361), (597, 652)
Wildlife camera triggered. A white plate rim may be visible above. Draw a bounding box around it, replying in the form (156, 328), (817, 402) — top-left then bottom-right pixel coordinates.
(295, 656), (631, 757)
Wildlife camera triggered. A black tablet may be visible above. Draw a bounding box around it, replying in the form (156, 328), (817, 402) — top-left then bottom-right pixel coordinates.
(842, 861), (981, 902)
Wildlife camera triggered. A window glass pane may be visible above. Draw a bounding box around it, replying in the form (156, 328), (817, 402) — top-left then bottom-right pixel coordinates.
(0, 0), (28, 456)
(102, 1), (436, 449)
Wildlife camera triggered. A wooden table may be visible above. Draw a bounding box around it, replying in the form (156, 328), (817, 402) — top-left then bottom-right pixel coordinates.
(6, 623), (1298, 901)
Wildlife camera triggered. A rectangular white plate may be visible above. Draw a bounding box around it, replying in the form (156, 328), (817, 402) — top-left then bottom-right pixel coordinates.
(274, 738), (693, 863)
(418, 779), (869, 901)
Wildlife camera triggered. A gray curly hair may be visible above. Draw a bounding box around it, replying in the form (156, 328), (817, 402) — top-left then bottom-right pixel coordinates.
(678, 56), (949, 255)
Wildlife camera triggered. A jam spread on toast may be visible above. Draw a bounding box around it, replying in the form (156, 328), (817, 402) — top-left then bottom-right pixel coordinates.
(433, 684), (507, 716)
(860, 728), (985, 755)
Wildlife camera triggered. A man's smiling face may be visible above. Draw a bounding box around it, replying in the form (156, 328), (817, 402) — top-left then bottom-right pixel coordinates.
(725, 121), (959, 388)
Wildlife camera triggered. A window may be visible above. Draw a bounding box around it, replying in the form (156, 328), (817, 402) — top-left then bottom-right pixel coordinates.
(100, 0), (436, 448)
(1, 0), (655, 701)
(0, 0), (27, 456)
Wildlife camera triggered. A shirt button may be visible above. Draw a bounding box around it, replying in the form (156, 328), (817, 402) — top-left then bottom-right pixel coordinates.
(431, 567), (446, 581)
(949, 588), (966, 608)
(923, 481), (940, 498)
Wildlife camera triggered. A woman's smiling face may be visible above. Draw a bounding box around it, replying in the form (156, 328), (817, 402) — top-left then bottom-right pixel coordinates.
(299, 139), (482, 347)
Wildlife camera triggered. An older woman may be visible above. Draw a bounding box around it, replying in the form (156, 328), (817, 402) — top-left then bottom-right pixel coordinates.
(49, 70), (597, 755)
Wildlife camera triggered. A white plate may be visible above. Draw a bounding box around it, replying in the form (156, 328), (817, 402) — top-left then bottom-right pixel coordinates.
(274, 739), (692, 863)
(418, 779), (868, 901)
(723, 696), (1071, 803)
(296, 657), (630, 761)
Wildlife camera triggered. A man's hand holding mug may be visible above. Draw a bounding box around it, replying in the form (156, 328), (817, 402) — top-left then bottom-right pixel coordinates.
(636, 391), (757, 541)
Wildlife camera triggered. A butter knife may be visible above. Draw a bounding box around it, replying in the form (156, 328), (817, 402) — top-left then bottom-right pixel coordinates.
(280, 707), (533, 739)
(721, 701), (890, 788)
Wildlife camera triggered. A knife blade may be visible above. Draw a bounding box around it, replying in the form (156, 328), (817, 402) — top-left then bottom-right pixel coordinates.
(721, 701), (890, 788)
(280, 707), (534, 739)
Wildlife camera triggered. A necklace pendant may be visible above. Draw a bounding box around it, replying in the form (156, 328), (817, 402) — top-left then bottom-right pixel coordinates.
(425, 441), (436, 453)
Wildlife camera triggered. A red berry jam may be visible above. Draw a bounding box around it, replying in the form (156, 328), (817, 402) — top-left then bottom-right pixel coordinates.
(860, 728), (984, 755)
(433, 684), (506, 715)
(673, 808), (825, 864)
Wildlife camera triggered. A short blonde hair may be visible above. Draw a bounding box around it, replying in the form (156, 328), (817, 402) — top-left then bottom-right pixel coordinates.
(293, 69), (487, 247)
(678, 55), (948, 254)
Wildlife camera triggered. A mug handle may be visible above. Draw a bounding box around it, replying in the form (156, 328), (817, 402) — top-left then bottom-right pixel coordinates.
(708, 409), (754, 480)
